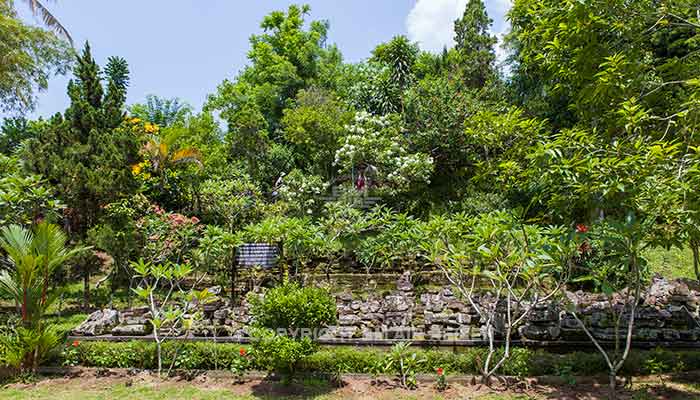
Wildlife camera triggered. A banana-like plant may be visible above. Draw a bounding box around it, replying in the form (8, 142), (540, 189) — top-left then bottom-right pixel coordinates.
(141, 127), (203, 178)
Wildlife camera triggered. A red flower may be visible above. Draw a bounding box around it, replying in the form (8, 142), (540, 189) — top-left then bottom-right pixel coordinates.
(239, 348), (247, 357)
(436, 367), (444, 376)
(575, 224), (589, 234)
(72, 340), (80, 348)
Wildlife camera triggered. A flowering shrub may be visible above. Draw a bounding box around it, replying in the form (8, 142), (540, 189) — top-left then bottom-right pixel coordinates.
(276, 169), (328, 216)
(61, 340), (80, 367)
(136, 204), (202, 265)
(334, 112), (433, 194)
(230, 347), (251, 381)
(435, 367), (447, 391)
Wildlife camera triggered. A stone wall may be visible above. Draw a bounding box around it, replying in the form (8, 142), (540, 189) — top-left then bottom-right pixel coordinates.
(73, 274), (700, 345)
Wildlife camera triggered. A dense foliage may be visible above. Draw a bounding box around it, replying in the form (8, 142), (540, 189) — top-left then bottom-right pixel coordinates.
(0, 0), (699, 386)
(58, 341), (700, 378)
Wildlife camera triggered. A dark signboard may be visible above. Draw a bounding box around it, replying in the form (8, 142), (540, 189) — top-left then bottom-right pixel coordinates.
(235, 243), (280, 269)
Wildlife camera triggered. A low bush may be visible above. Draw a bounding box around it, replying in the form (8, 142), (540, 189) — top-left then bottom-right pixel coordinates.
(61, 341), (251, 371)
(248, 281), (337, 335)
(250, 328), (316, 374)
(51, 341), (700, 377)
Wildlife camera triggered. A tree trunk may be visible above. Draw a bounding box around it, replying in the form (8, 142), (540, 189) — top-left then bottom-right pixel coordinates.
(83, 268), (90, 310)
(230, 265), (237, 304)
(691, 240), (699, 281)
(32, 347), (39, 374)
(609, 372), (617, 399)
(156, 340), (162, 376)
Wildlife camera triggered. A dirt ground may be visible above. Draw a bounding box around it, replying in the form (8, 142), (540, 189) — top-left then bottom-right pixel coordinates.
(3, 368), (700, 399)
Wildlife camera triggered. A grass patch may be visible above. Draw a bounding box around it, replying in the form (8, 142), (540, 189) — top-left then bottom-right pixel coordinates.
(645, 246), (695, 280)
(0, 384), (251, 400)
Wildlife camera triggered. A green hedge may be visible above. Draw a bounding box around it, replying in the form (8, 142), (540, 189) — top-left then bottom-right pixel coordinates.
(57, 341), (700, 377)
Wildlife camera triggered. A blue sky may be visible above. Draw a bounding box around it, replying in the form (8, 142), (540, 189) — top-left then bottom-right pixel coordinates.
(10, 0), (511, 119)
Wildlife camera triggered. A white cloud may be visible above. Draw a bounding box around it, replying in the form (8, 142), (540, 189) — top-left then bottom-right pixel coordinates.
(406, 0), (512, 63)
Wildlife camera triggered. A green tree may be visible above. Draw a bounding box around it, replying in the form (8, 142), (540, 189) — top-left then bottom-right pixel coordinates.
(207, 4), (332, 133)
(281, 87), (353, 177)
(0, 0), (72, 113)
(371, 35), (419, 93)
(0, 118), (33, 155)
(507, 0), (699, 133)
(25, 43), (139, 234)
(129, 95), (192, 128)
(23, 43), (139, 307)
(453, 0), (497, 87)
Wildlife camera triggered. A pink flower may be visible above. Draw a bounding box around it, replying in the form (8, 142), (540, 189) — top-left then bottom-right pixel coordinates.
(191, 216), (200, 224)
(575, 224), (589, 234)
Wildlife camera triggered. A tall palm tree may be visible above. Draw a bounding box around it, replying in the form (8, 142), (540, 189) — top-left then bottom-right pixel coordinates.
(19, 0), (73, 44)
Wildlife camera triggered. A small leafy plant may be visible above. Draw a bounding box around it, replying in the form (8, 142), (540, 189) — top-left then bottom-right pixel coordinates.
(61, 340), (81, 367)
(230, 347), (250, 383)
(435, 367), (447, 391)
(385, 341), (426, 390)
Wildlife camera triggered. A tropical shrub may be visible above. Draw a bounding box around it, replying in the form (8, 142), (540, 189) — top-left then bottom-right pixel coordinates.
(334, 112), (433, 195)
(248, 281), (337, 336)
(0, 222), (88, 372)
(248, 281), (336, 380)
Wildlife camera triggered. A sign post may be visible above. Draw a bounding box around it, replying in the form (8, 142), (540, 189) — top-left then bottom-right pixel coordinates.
(232, 243), (281, 300)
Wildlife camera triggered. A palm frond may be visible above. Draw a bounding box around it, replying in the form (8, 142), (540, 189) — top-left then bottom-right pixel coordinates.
(0, 270), (22, 305)
(171, 148), (203, 168)
(32, 222), (90, 273)
(0, 225), (34, 267)
(22, 0), (73, 45)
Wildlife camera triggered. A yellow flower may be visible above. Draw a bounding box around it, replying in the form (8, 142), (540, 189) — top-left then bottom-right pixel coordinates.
(131, 163), (142, 175)
(130, 117), (142, 124)
(144, 123), (159, 133)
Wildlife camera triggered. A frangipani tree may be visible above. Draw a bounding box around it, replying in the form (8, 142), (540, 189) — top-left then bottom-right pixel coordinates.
(425, 211), (572, 383)
(131, 259), (214, 376)
(566, 214), (654, 399)
(334, 112), (433, 195)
